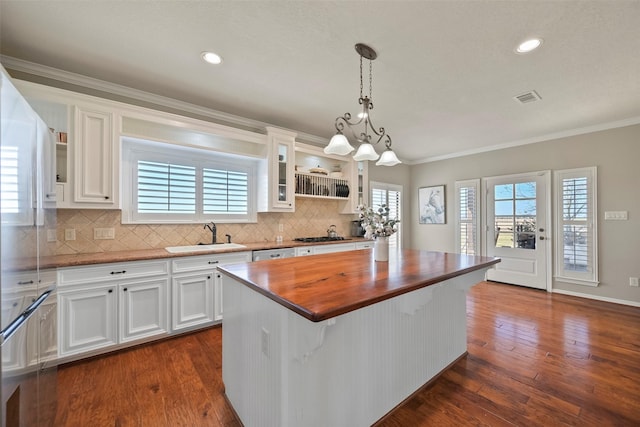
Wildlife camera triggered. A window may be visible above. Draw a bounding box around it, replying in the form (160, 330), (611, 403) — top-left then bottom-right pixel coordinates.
(370, 181), (402, 248)
(1, 144), (34, 226)
(554, 167), (598, 286)
(122, 139), (257, 224)
(455, 179), (480, 255)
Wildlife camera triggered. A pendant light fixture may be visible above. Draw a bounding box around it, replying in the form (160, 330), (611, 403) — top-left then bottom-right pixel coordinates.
(324, 43), (401, 166)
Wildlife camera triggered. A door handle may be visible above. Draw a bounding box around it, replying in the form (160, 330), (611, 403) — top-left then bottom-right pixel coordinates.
(539, 236), (545, 240)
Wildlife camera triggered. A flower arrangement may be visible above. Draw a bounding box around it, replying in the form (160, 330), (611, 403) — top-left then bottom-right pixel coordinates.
(357, 204), (400, 239)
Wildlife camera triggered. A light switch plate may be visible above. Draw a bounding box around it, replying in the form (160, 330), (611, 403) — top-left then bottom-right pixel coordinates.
(604, 211), (628, 220)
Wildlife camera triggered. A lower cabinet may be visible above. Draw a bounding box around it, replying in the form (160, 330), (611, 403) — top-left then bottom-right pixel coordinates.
(171, 272), (214, 332)
(59, 277), (169, 358)
(57, 259), (170, 359)
(170, 251), (251, 332)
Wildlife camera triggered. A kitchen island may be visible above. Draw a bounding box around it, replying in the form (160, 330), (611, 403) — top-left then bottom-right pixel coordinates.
(219, 249), (499, 427)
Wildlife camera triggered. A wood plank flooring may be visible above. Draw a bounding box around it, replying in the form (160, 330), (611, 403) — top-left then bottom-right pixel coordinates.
(54, 282), (640, 426)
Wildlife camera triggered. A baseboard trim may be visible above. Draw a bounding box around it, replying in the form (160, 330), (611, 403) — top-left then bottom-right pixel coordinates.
(552, 288), (640, 308)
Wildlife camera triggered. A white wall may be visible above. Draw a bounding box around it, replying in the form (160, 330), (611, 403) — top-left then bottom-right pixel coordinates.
(409, 123), (640, 304)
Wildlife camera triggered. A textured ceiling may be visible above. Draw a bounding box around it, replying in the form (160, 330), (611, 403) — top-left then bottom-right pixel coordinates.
(1, 1), (639, 163)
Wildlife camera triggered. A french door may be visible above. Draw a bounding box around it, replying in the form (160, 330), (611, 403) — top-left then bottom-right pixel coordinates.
(484, 171), (551, 290)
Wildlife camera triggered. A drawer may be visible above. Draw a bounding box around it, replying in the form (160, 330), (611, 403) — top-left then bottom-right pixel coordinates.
(295, 247), (314, 257)
(171, 252), (251, 274)
(58, 260), (169, 287)
(313, 243), (356, 255)
(3, 269), (56, 291)
(356, 241), (374, 250)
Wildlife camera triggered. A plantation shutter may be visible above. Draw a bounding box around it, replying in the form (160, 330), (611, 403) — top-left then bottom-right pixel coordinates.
(203, 168), (248, 214)
(455, 179), (480, 255)
(554, 167), (598, 286)
(370, 182), (402, 248)
(137, 160), (196, 213)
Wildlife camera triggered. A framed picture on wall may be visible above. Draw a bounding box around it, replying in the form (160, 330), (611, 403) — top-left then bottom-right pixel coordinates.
(419, 185), (445, 224)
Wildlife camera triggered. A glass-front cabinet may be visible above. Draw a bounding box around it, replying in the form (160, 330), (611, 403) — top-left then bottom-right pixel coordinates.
(263, 127), (295, 212)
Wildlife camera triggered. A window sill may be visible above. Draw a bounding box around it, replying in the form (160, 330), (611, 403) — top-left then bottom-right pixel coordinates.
(554, 276), (599, 287)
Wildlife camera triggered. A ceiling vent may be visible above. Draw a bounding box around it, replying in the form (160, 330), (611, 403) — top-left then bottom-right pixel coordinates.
(514, 90), (542, 104)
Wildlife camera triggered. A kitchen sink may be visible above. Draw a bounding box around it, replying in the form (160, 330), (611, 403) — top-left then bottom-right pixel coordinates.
(165, 243), (247, 253)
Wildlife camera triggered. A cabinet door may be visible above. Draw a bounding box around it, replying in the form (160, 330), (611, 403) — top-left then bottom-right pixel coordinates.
(119, 278), (169, 343)
(263, 127), (295, 212)
(214, 272), (223, 321)
(73, 106), (117, 205)
(59, 286), (117, 357)
(171, 273), (214, 332)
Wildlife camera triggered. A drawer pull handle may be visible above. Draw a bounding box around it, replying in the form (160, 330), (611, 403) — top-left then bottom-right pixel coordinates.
(270, 254), (281, 258)
(208, 261), (219, 265)
(17, 280), (34, 285)
(110, 270), (126, 275)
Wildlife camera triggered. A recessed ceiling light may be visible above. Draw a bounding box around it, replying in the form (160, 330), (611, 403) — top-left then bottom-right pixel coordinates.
(515, 38), (543, 54)
(201, 51), (223, 65)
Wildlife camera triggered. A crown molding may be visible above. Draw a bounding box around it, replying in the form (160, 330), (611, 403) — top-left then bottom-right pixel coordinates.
(0, 55), (329, 146)
(406, 115), (640, 165)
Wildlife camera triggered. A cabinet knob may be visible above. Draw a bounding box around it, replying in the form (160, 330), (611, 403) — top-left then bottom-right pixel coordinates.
(123, 288), (128, 291)
(108, 289), (113, 293)
(104, 196), (110, 200)
(207, 276), (211, 279)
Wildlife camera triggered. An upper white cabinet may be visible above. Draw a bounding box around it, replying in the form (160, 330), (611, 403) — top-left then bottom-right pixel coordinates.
(73, 106), (118, 205)
(17, 81), (119, 209)
(258, 127), (296, 212)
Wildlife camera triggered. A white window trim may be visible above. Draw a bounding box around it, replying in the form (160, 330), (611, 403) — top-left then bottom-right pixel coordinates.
(122, 138), (258, 224)
(455, 179), (480, 255)
(370, 181), (403, 249)
(554, 166), (598, 287)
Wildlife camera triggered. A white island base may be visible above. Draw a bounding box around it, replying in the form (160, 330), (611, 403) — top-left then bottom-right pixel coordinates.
(221, 268), (486, 427)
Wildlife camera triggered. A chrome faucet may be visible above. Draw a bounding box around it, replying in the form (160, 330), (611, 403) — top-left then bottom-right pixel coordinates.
(204, 222), (217, 244)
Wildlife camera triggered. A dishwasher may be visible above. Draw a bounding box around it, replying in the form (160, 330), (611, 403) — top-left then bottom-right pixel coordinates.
(252, 247), (296, 261)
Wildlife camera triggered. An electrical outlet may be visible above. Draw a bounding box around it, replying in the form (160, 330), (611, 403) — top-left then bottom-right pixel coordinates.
(630, 277), (639, 287)
(64, 229), (76, 241)
(94, 228), (115, 240)
(46, 229), (57, 242)
(278, 223), (284, 232)
(261, 327), (270, 358)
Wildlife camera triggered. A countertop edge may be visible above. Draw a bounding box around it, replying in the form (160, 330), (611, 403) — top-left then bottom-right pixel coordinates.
(219, 252), (500, 322)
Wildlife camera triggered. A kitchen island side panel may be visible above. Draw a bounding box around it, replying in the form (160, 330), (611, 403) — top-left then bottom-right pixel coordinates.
(222, 269), (486, 427)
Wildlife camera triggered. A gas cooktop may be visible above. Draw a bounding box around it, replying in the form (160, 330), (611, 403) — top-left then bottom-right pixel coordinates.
(294, 236), (347, 243)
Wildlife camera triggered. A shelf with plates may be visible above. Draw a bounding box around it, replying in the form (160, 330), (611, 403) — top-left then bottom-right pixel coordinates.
(294, 171), (350, 199)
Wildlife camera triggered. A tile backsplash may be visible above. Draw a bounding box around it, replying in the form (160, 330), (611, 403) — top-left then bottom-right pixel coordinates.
(54, 198), (355, 255)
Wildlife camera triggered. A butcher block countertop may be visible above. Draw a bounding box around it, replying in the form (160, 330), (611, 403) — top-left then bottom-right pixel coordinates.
(219, 249), (500, 322)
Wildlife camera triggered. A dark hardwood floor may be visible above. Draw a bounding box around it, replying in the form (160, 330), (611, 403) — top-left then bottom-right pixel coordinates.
(55, 282), (640, 426)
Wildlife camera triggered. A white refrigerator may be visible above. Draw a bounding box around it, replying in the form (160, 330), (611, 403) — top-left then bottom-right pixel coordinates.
(0, 65), (58, 426)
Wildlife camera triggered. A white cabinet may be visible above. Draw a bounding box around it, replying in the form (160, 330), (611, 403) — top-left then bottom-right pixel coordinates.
(16, 81), (120, 209)
(259, 127), (296, 212)
(57, 259), (170, 358)
(2, 270), (56, 372)
(119, 277), (169, 343)
(59, 285), (117, 357)
(294, 142), (366, 214)
(312, 242), (357, 255)
(356, 241), (374, 250)
(295, 247), (314, 257)
(171, 272), (215, 332)
(72, 105), (118, 206)
(170, 251), (251, 331)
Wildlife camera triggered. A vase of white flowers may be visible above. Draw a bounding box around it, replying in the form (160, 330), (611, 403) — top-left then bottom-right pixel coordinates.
(357, 204), (400, 262)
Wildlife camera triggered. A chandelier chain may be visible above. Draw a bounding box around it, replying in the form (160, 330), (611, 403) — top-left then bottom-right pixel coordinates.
(369, 58), (372, 101)
(359, 54), (364, 99)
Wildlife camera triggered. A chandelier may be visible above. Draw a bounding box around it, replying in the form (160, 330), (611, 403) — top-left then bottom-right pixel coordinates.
(324, 43), (401, 166)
